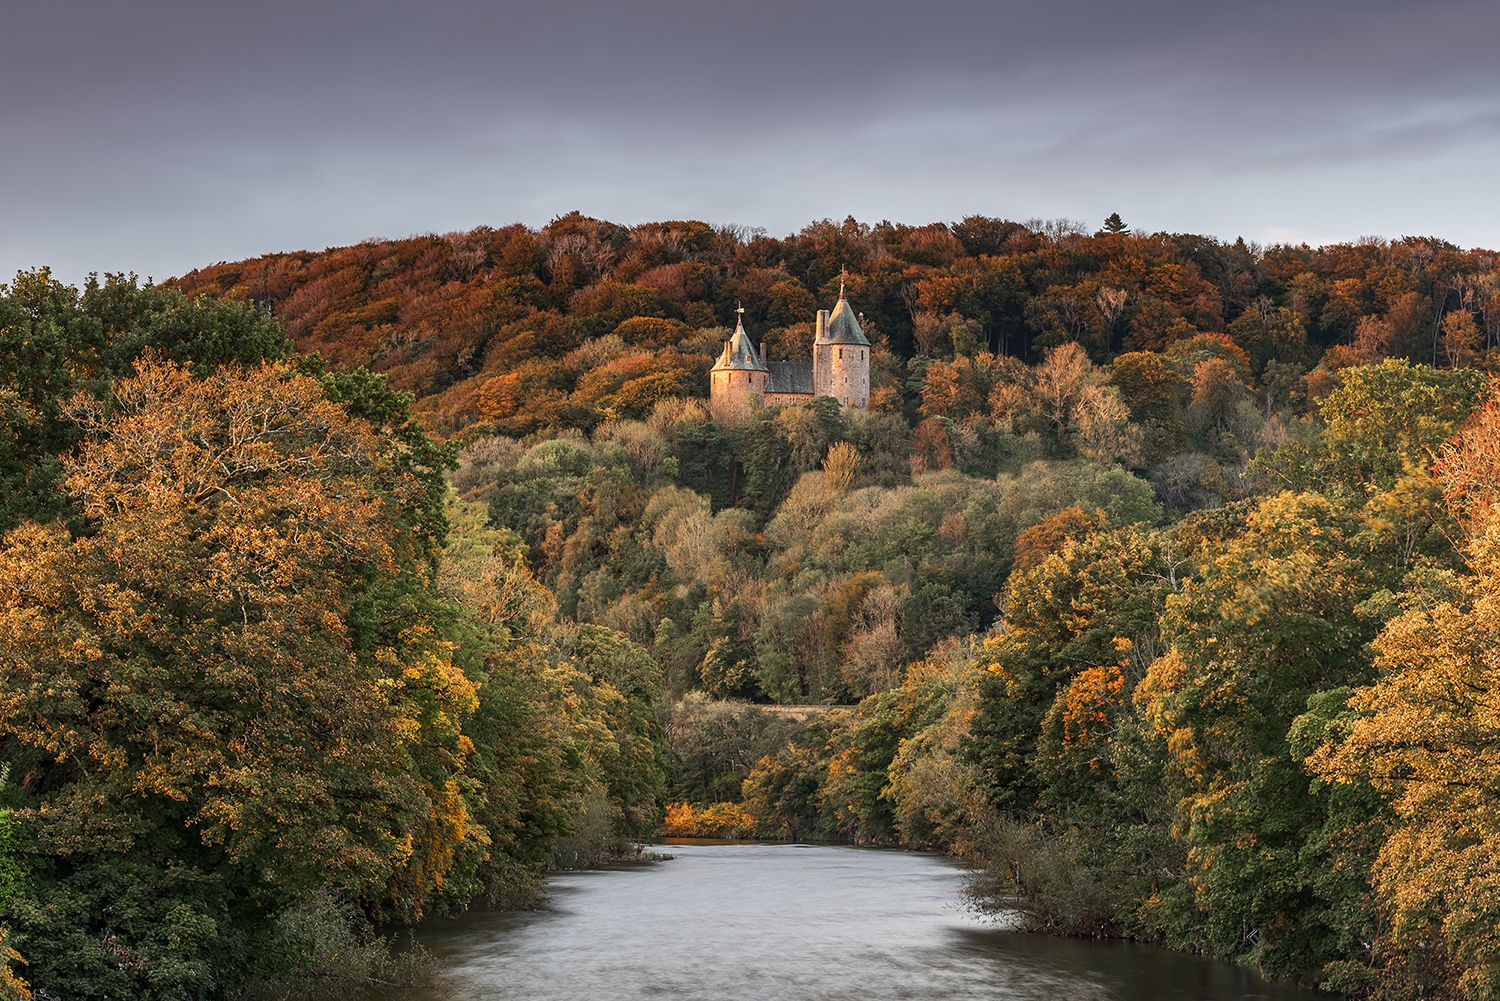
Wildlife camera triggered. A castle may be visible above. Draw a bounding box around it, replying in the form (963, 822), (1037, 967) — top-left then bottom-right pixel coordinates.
(710, 283), (871, 412)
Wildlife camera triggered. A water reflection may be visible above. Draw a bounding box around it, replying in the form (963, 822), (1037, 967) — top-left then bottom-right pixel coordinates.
(404, 843), (1323, 1000)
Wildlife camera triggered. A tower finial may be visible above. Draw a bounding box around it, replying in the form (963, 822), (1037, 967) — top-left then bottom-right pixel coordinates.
(839, 266), (847, 299)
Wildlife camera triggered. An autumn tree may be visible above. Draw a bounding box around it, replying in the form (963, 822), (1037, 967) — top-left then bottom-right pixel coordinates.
(0, 357), (468, 997)
(992, 342), (1141, 464)
(1226, 303), (1308, 374)
(1440, 309), (1482, 369)
(433, 495), (591, 907)
(1109, 350), (1184, 462)
(821, 676), (953, 842)
(1308, 390), (1500, 998)
(969, 521), (1179, 816)
(1433, 378), (1500, 534)
(0, 270), (289, 532)
(742, 744), (828, 842)
(1136, 492), (1387, 983)
(1254, 360), (1488, 496)
(920, 352), (1022, 422)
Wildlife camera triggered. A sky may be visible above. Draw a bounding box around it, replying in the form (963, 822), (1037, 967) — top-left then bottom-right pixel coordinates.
(4, 0), (1500, 287)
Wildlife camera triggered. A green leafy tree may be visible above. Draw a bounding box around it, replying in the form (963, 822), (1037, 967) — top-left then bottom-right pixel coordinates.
(564, 625), (667, 835)
(823, 679), (953, 842)
(0, 358), (468, 997)
(968, 522), (1178, 813)
(659, 695), (805, 805)
(1136, 491), (1386, 984)
(1255, 360), (1488, 496)
(0, 270), (290, 532)
(742, 744), (828, 842)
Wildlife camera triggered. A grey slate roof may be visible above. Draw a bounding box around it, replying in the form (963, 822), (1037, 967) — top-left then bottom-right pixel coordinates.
(711, 317), (768, 371)
(824, 294), (870, 346)
(767, 361), (814, 395)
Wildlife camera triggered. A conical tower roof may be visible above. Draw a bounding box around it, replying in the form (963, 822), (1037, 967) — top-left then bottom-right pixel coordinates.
(710, 315), (768, 372)
(824, 286), (870, 346)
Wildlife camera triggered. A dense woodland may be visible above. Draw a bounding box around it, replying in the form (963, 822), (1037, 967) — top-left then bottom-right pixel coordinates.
(1, 213), (1499, 999)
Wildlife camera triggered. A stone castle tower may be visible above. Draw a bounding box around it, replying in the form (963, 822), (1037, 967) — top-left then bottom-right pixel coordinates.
(710, 282), (870, 411)
(812, 285), (871, 410)
(708, 310), (769, 401)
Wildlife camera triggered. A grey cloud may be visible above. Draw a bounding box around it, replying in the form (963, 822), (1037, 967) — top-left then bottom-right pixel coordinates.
(3, 0), (1499, 285)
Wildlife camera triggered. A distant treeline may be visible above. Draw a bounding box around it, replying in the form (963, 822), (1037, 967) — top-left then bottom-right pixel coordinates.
(164, 213), (1500, 437)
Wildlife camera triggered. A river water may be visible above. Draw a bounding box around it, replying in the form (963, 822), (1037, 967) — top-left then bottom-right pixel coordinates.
(405, 842), (1324, 1001)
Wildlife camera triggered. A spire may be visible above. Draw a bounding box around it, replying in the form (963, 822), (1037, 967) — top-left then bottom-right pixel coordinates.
(711, 306), (769, 371)
(839, 266), (847, 300)
(825, 283), (870, 346)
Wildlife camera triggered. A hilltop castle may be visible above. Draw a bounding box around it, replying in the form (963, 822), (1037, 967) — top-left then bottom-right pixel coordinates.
(709, 283), (871, 411)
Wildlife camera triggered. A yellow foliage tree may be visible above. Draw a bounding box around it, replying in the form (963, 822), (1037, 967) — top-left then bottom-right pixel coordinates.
(1311, 393), (1500, 999)
(0, 356), (479, 992)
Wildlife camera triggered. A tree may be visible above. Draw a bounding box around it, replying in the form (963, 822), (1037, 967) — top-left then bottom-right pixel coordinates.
(1096, 285), (1129, 349)
(0, 270), (290, 532)
(920, 352), (1021, 422)
(1254, 360), (1489, 497)
(822, 679), (952, 842)
(969, 522), (1178, 815)
(1187, 356), (1247, 429)
(0, 357), (470, 996)
(993, 342), (1141, 462)
(434, 495), (587, 908)
(1308, 399), (1500, 998)
(563, 625), (667, 836)
(950, 216), (1034, 258)
(1103, 213), (1130, 235)
(84, 272), (292, 377)
(0, 271), (103, 529)
(1433, 378), (1500, 535)
(742, 745), (827, 841)
(1136, 492), (1386, 983)
(1010, 505), (1106, 575)
(1440, 310), (1482, 369)
(1308, 542), (1500, 999)
(659, 695), (804, 805)
(1227, 304), (1308, 374)
(1109, 351), (1184, 463)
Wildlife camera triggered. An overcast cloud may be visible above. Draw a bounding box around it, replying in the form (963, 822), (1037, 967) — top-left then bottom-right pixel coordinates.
(3, 0), (1498, 285)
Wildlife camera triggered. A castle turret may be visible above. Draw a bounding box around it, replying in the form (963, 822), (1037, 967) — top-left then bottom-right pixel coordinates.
(812, 278), (871, 410)
(710, 311), (770, 405)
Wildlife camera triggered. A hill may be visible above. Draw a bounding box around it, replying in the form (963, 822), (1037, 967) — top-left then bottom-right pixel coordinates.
(165, 214), (1500, 439)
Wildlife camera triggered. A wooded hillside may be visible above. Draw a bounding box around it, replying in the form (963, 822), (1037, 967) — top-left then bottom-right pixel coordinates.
(165, 213), (1500, 438)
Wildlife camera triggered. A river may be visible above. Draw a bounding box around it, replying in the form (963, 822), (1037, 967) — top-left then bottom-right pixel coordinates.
(403, 841), (1324, 1000)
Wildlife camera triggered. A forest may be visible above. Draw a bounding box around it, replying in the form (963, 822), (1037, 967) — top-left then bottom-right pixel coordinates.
(0, 211), (1498, 999)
